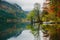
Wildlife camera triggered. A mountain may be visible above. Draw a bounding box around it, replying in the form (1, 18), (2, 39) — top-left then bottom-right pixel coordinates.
(0, 1), (26, 40)
(24, 11), (29, 14)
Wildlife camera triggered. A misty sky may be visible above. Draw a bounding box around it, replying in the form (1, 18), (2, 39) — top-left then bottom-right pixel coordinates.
(5, 0), (46, 11)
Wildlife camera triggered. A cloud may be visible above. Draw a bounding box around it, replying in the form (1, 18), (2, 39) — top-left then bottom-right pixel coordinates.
(5, 0), (46, 11)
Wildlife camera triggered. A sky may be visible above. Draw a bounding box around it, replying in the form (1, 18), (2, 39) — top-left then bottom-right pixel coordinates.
(5, 0), (46, 11)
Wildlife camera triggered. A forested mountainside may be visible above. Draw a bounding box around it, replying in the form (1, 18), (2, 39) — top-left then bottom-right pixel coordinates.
(0, 1), (27, 40)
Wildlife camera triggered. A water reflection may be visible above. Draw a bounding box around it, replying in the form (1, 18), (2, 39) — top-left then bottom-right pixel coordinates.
(8, 30), (34, 40)
(8, 30), (49, 40)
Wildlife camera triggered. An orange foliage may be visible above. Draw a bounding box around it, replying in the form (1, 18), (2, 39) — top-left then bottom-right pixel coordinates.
(46, 7), (54, 14)
(57, 11), (60, 17)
